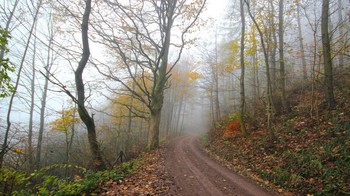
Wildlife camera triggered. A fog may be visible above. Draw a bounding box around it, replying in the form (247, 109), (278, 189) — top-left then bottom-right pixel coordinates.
(1, 0), (349, 171)
(181, 91), (211, 136)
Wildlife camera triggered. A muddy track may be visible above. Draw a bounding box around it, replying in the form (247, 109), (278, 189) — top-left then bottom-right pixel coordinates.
(165, 135), (274, 196)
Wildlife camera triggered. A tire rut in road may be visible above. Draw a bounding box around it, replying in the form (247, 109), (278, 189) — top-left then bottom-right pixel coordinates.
(167, 136), (220, 195)
(177, 136), (222, 195)
(183, 136), (242, 195)
(165, 135), (274, 196)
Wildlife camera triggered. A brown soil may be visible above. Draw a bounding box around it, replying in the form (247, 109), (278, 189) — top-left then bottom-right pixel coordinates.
(165, 135), (275, 196)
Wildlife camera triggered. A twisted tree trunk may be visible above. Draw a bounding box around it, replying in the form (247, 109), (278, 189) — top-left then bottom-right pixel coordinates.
(75, 0), (106, 170)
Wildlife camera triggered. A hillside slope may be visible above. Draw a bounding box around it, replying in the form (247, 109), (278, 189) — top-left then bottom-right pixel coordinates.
(205, 72), (350, 195)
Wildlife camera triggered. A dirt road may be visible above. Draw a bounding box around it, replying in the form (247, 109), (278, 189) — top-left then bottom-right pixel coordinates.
(165, 135), (274, 196)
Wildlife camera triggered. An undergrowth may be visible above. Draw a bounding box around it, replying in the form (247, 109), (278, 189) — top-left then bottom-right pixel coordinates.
(0, 161), (140, 195)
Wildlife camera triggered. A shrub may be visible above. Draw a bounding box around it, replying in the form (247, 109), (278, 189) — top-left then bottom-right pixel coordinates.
(223, 112), (241, 139)
(223, 120), (240, 139)
(0, 161), (139, 195)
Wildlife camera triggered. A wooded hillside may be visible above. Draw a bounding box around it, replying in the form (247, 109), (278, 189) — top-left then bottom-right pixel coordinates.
(0, 0), (349, 194)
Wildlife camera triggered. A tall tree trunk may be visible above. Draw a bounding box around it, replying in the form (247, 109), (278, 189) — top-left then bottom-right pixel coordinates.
(148, 98), (162, 150)
(68, 105), (77, 164)
(337, 0), (344, 69)
(63, 107), (75, 177)
(174, 95), (184, 135)
(166, 88), (175, 136)
(36, 17), (54, 169)
(297, 2), (307, 80)
(252, 53), (260, 127)
(127, 65), (139, 150)
(278, 0), (290, 113)
(170, 88), (178, 135)
(245, 0), (275, 139)
(147, 50), (167, 149)
(179, 99), (187, 135)
(27, 26), (38, 171)
(251, 27), (259, 121)
(147, 63), (166, 150)
(126, 104), (133, 152)
(210, 89), (215, 126)
(214, 34), (221, 120)
(214, 71), (220, 120)
(239, 0), (247, 136)
(311, 25), (319, 120)
(321, 0), (336, 109)
(148, 109), (161, 150)
(0, 0), (42, 168)
(268, 1), (279, 114)
(269, 1), (277, 92)
(147, 0), (177, 150)
(75, 0), (106, 170)
(126, 79), (136, 153)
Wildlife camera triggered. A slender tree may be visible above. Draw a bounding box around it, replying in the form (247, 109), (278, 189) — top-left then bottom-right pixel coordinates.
(321, 0), (336, 109)
(27, 24), (38, 171)
(278, 0), (290, 113)
(36, 13), (55, 169)
(268, 1), (278, 91)
(75, 0), (106, 170)
(213, 34), (221, 121)
(49, 0), (107, 170)
(245, 0), (275, 139)
(296, 1), (308, 80)
(337, 0), (344, 69)
(239, 0), (247, 136)
(0, 0), (43, 167)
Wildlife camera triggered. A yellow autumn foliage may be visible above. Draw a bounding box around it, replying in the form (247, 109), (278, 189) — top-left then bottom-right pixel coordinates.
(50, 108), (80, 132)
(14, 148), (23, 154)
(107, 74), (152, 126)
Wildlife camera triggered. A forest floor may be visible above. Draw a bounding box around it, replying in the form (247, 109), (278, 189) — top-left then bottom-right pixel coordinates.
(97, 147), (176, 195)
(205, 72), (350, 195)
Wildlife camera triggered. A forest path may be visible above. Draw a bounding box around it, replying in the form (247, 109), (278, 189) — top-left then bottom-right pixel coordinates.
(165, 135), (274, 196)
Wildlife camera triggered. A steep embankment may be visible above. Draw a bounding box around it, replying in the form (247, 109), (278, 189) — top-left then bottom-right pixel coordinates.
(205, 73), (350, 195)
